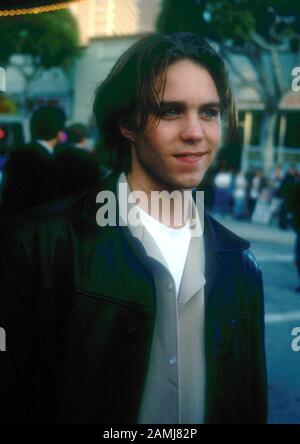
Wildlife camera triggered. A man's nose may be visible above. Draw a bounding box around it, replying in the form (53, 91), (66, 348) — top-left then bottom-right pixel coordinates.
(180, 115), (204, 143)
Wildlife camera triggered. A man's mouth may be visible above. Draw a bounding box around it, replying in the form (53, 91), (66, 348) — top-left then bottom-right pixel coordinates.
(173, 152), (208, 163)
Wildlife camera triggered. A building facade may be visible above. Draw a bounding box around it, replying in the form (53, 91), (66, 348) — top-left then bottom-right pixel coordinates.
(70, 0), (140, 43)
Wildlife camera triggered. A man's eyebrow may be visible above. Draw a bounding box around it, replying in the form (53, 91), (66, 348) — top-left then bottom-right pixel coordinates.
(200, 101), (221, 108)
(160, 100), (221, 108)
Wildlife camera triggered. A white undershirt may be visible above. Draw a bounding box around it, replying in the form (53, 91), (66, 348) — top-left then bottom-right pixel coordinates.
(138, 206), (192, 296)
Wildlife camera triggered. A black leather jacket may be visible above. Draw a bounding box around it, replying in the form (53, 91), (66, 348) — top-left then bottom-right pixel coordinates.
(0, 172), (268, 424)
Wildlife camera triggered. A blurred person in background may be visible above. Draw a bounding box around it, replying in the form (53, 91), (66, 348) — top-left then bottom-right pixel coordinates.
(248, 169), (267, 219)
(65, 123), (111, 180)
(268, 165), (284, 225)
(270, 165), (284, 194)
(0, 106), (66, 218)
(245, 166), (256, 217)
(277, 165), (298, 230)
(251, 183), (273, 225)
(65, 123), (95, 153)
(212, 162), (233, 216)
(232, 170), (247, 219)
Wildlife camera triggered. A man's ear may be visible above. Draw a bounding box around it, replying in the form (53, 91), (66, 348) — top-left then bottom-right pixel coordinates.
(119, 125), (136, 143)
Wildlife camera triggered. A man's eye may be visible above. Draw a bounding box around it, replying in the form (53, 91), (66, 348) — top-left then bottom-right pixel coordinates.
(161, 108), (180, 117)
(202, 109), (219, 119)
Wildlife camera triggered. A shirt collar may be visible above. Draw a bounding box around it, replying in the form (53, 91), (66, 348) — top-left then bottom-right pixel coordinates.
(36, 140), (55, 155)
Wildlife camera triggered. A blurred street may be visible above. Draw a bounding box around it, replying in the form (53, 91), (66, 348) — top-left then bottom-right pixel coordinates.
(214, 214), (300, 424)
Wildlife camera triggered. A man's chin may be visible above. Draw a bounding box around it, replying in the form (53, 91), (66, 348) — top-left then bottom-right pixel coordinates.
(158, 173), (203, 192)
(176, 176), (203, 190)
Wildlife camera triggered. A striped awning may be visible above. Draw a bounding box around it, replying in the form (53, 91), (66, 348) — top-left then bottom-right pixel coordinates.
(0, 1), (82, 16)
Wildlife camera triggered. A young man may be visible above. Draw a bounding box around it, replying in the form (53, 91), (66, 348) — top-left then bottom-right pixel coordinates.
(0, 33), (267, 424)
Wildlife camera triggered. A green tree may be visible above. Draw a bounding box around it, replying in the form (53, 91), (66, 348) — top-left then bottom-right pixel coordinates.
(157, 0), (300, 171)
(0, 8), (80, 111)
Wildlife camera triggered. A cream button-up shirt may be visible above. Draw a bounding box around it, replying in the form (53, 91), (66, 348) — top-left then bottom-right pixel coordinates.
(117, 173), (206, 424)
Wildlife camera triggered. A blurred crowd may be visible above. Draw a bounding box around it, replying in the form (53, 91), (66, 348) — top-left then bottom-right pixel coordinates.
(201, 160), (300, 230)
(201, 161), (300, 291)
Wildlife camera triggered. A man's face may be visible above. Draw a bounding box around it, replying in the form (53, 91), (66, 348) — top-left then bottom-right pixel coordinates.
(128, 59), (222, 192)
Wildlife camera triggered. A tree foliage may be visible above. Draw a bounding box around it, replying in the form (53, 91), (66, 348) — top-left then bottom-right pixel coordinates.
(0, 8), (80, 69)
(157, 0), (300, 50)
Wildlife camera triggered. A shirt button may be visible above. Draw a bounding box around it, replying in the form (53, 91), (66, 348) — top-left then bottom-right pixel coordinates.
(169, 356), (177, 366)
(167, 282), (173, 291)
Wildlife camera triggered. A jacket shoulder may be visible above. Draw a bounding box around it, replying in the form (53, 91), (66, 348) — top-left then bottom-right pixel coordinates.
(205, 212), (262, 279)
(205, 212), (250, 251)
(6, 192), (85, 242)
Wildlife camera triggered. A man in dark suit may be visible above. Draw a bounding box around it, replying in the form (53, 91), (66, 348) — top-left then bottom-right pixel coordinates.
(0, 106), (65, 217)
(0, 33), (267, 424)
(0, 107), (100, 219)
